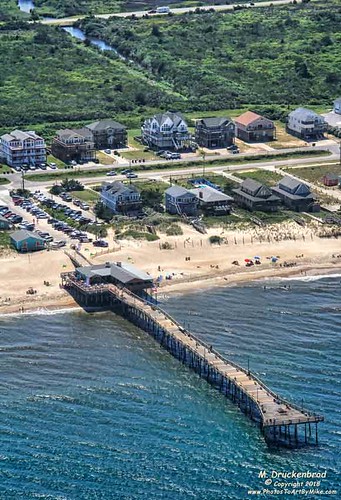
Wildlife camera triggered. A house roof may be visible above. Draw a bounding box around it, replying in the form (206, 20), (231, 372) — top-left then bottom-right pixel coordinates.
(153, 111), (186, 127)
(278, 176), (310, 193)
(10, 229), (45, 243)
(198, 117), (233, 128)
(272, 186), (315, 201)
(103, 181), (139, 196)
(240, 178), (264, 195)
(86, 119), (126, 132)
(288, 107), (324, 122)
(77, 262), (152, 284)
(1, 130), (42, 142)
(191, 185), (233, 203)
(234, 111), (266, 127)
(165, 185), (193, 198)
(232, 187), (280, 204)
(55, 128), (90, 141)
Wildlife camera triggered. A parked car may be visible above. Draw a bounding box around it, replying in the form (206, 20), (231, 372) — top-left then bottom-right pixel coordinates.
(106, 171), (117, 176)
(93, 240), (109, 247)
(126, 172), (138, 179)
(104, 149), (111, 154)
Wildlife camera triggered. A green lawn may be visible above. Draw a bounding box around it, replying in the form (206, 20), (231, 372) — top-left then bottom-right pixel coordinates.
(0, 164), (13, 174)
(47, 154), (66, 169)
(234, 169), (283, 187)
(72, 189), (100, 204)
(0, 178), (10, 185)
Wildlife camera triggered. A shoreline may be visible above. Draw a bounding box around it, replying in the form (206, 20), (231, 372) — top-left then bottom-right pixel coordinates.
(1, 260), (341, 318)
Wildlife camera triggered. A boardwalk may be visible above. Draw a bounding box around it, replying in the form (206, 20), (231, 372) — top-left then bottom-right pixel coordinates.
(61, 272), (324, 447)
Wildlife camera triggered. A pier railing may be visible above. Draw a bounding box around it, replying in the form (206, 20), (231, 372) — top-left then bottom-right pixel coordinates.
(61, 272), (324, 438)
(107, 284), (323, 425)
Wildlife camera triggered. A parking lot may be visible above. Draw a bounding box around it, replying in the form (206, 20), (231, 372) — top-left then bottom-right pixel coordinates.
(0, 189), (109, 250)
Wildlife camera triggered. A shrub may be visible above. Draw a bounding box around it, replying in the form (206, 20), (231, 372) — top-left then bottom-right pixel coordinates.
(166, 224), (183, 236)
(209, 235), (222, 245)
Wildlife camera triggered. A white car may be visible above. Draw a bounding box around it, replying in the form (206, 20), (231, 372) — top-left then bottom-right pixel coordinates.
(106, 171), (117, 176)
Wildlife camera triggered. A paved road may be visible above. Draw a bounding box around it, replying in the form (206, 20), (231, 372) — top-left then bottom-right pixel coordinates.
(11, 154), (339, 192)
(41, 0), (311, 25)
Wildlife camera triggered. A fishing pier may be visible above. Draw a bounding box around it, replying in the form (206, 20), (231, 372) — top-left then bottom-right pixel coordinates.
(61, 264), (323, 448)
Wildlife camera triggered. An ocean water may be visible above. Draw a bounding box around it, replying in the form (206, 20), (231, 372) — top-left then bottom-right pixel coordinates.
(0, 277), (340, 499)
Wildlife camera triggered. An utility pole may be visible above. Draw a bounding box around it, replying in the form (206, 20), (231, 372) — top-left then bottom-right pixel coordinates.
(339, 140), (341, 167)
(21, 170), (25, 192)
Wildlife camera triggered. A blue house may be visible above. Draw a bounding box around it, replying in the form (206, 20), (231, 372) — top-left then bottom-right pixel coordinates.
(101, 181), (142, 215)
(10, 229), (46, 252)
(165, 186), (198, 216)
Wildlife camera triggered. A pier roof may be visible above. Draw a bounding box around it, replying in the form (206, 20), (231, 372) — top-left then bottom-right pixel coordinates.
(76, 262), (152, 285)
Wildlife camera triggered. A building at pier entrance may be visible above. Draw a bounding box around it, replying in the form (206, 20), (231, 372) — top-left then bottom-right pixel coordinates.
(75, 261), (153, 292)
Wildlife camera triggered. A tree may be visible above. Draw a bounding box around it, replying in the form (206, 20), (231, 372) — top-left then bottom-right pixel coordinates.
(94, 202), (113, 222)
(61, 179), (84, 191)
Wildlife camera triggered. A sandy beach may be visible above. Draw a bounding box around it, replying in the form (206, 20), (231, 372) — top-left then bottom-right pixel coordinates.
(1, 220), (341, 316)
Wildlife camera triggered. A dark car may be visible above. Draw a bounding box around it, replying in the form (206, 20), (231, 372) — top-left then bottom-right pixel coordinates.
(93, 240), (109, 247)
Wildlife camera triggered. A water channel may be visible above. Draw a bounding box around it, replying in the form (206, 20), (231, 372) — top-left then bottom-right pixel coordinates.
(18, 1), (127, 60)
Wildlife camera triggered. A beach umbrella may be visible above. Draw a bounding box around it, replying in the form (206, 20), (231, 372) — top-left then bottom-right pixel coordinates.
(271, 256), (278, 262)
(254, 256), (261, 260)
(245, 258), (251, 262)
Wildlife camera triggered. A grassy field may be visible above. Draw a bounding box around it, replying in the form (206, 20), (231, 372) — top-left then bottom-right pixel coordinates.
(282, 164), (341, 185)
(72, 189), (100, 204)
(234, 169), (283, 187)
(96, 152), (115, 165)
(0, 178), (10, 185)
(47, 154), (66, 169)
(120, 130), (157, 161)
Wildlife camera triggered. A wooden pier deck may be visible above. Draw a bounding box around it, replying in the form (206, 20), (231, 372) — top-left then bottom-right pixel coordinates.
(61, 273), (324, 447)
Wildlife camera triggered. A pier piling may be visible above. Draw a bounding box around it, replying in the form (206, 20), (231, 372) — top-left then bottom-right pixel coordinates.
(61, 272), (324, 448)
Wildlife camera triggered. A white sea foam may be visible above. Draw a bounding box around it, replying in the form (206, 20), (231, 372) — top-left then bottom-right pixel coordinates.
(0, 306), (82, 320)
(280, 273), (341, 283)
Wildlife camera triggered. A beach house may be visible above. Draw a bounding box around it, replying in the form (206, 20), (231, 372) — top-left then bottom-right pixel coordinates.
(85, 119), (127, 149)
(10, 229), (46, 252)
(51, 128), (96, 163)
(142, 112), (190, 151)
(101, 181), (142, 215)
(234, 112), (276, 142)
(286, 108), (327, 140)
(190, 185), (233, 215)
(0, 130), (46, 168)
(232, 179), (280, 212)
(165, 186), (198, 216)
(272, 176), (319, 212)
(195, 117), (235, 148)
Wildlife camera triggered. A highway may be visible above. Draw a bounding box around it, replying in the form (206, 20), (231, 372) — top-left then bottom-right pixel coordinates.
(41, 0), (311, 25)
(9, 152), (340, 193)
(1, 141), (339, 192)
